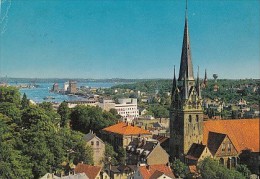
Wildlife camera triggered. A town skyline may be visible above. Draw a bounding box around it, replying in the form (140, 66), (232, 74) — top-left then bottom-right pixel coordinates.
(0, 0), (259, 79)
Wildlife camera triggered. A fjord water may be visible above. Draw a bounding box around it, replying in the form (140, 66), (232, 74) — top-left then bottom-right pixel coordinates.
(9, 82), (116, 103)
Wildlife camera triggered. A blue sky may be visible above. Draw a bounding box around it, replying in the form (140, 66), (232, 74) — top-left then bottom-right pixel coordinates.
(0, 0), (259, 79)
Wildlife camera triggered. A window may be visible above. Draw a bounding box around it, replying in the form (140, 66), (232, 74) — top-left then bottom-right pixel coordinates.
(196, 115), (199, 122)
(222, 144), (225, 151)
(96, 141), (99, 146)
(91, 141), (94, 145)
(189, 115), (192, 123)
(227, 143), (231, 152)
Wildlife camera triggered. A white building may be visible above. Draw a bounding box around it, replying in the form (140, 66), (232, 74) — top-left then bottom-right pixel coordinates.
(64, 82), (69, 92)
(99, 98), (139, 120)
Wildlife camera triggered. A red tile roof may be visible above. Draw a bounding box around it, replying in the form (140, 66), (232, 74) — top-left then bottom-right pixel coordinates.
(203, 119), (260, 152)
(75, 163), (101, 179)
(139, 164), (175, 179)
(102, 122), (151, 135)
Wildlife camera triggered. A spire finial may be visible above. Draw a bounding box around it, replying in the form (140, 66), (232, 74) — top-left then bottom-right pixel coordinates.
(174, 65), (176, 79)
(185, 0), (188, 19)
(197, 66), (200, 79)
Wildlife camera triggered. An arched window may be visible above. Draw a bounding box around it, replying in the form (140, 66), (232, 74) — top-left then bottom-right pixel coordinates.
(96, 141), (99, 146)
(196, 115), (199, 122)
(189, 115), (192, 123)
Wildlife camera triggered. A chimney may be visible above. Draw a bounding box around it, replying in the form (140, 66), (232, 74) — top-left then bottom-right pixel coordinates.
(146, 165), (150, 171)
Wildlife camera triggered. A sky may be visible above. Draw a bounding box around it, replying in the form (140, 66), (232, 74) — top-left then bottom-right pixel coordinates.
(0, 0), (259, 79)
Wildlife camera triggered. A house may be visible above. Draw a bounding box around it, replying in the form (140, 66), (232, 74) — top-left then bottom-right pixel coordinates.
(74, 163), (110, 179)
(185, 143), (212, 166)
(110, 164), (137, 179)
(102, 122), (152, 148)
(126, 138), (169, 165)
(40, 173), (88, 179)
(152, 135), (169, 153)
(128, 164), (175, 179)
(83, 131), (105, 166)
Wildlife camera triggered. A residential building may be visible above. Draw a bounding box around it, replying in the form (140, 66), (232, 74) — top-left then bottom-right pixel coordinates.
(128, 164), (175, 179)
(74, 163), (110, 179)
(40, 173), (88, 179)
(83, 131), (105, 166)
(101, 122), (152, 148)
(126, 138), (169, 165)
(110, 165), (137, 179)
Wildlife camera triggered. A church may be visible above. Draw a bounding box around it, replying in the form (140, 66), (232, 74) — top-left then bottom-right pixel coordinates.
(169, 2), (259, 174)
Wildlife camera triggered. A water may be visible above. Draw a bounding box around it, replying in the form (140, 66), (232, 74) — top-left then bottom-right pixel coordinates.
(9, 82), (116, 103)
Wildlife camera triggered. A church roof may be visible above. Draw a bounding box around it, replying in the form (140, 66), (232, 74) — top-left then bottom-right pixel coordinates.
(203, 119), (260, 152)
(102, 122), (151, 135)
(206, 132), (227, 155)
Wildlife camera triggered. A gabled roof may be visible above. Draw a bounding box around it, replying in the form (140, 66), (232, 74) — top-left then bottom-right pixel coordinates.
(102, 122), (151, 135)
(139, 164), (175, 179)
(152, 135), (169, 144)
(207, 132), (226, 155)
(203, 119), (260, 152)
(83, 131), (104, 144)
(75, 163), (101, 179)
(186, 143), (206, 160)
(83, 132), (96, 142)
(127, 139), (160, 157)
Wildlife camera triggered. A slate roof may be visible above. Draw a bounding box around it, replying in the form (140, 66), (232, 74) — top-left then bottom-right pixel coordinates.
(102, 122), (151, 135)
(83, 131), (104, 144)
(75, 164), (101, 179)
(83, 132), (96, 142)
(152, 135), (169, 144)
(139, 164), (175, 179)
(127, 139), (159, 157)
(186, 143), (206, 160)
(207, 132), (226, 155)
(203, 119), (260, 152)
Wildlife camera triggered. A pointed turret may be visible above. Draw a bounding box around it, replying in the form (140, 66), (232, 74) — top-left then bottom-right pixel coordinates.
(172, 66), (177, 91)
(183, 72), (188, 100)
(178, 1), (194, 81)
(196, 66), (201, 98)
(204, 69), (208, 86)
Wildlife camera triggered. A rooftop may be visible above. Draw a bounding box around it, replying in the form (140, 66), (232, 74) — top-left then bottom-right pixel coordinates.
(74, 163), (101, 179)
(102, 122), (151, 135)
(139, 164), (175, 179)
(203, 119), (260, 152)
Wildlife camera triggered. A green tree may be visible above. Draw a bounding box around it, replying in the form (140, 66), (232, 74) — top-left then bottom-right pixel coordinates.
(70, 105), (116, 134)
(103, 142), (118, 166)
(57, 101), (71, 127)
(0, 86), (21, 106)
(0, 102), (21, 124)
(116, 147), (126, 165)
(198, 157), (245, 179)
(236, 164), (251, 178)
(21, 93), (30, 109)
(171, 159), (188, 178)
(0, 113), (33, 178)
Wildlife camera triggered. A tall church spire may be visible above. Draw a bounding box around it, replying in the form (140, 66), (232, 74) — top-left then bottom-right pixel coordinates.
(178, 0), (194, 81)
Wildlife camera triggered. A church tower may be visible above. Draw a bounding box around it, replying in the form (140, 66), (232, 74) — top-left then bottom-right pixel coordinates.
(169, 2), (203, 160)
